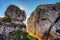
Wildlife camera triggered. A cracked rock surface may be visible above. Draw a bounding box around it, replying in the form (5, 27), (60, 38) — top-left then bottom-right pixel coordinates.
(27, 2), (60, 40)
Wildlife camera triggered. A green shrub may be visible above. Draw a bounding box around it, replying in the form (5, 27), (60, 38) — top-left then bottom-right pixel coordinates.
(10, 23), (18, 28)
(2, 17), (11, 23)
(18, 24), (26, 29)
(8, 31), (38, 40)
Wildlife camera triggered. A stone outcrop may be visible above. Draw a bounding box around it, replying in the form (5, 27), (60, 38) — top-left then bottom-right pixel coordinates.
(27, 2), (60, 40)
(0, 5), (26, 40)
(1, 5), (26, 33)
(4, 5), (26, 25)
(5, 5), (26, 21)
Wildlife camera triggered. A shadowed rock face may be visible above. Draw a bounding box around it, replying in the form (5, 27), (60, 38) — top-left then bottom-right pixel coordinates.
(27, 2), (60, 40)
(5, 5), (26, 21)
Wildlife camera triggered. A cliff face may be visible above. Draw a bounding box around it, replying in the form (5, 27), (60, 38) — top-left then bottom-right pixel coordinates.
(27, 2), (60, 40)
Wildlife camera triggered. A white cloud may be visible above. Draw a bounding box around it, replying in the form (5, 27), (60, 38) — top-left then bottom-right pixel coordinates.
(17, 5), (26, 10)
(19, 7), (25, 10)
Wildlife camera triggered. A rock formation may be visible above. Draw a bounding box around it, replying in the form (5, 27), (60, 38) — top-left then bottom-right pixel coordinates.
(0, 5), (27, 40)
(5, 5), (26, 21)
(27, 2), (60, 40)
(0, 5), (38, 40)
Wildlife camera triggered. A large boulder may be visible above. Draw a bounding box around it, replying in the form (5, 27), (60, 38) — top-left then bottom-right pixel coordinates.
(5, 5), (26, 21)
(27, 2), (60, 40)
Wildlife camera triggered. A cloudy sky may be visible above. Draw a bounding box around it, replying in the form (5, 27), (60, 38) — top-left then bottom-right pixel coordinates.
(0, 0), (60, 23)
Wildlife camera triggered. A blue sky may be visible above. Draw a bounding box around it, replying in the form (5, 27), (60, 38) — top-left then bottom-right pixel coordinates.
(0, 0), (60, 18)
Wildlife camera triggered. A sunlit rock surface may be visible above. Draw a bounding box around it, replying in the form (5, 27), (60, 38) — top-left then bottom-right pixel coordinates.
(27, 2), (60, 40)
